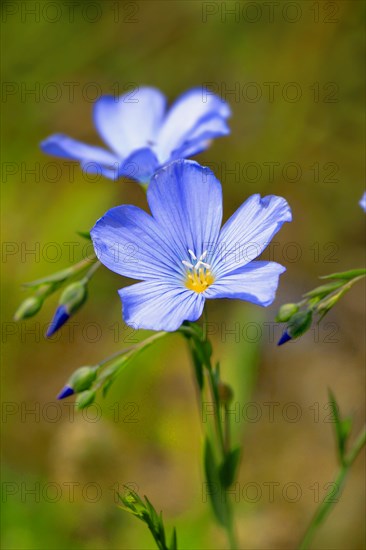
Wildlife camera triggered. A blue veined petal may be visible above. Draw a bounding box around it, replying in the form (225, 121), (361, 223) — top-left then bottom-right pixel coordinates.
(80, 160), (121, 181)
(118, 148), (160, 183)
(118, 281), (205, 331)
(205, 261), (286, 306)
(81, 148), (159, 183)
(169, 114), (230, 161)
(93, 87), (166, 158)
(147, 160), (223, 263)
(91, 205), (184, 281)
(156, 88), (230, 161)
(212, 194), (292, 276)
(40, 134), (119, 165)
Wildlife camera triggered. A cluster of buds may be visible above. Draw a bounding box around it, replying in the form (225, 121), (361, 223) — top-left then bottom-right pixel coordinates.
(276, 268), (366, 345)
(14, 243), (99, 338)
(57, 365), (98, 408)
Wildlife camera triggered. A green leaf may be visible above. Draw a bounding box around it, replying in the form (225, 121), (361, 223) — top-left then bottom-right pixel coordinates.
(169, 528), (178, 550)
(22, 268), (73, 288)
(118, 488), (176, 550)
(76, 230), (91, 240)
(219, 447), (241, 489)
(190, 343), (204, 391)
(204, 438), (227, 526)
(304, 281), (344, 299)
(328, 389), (352, 463)
(320, 268), (366, 281)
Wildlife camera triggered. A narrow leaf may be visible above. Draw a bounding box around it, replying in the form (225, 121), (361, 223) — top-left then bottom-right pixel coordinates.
(219, 447), (241, 489)
(320, 268), (366, 281)
(204, 438), (227, 526)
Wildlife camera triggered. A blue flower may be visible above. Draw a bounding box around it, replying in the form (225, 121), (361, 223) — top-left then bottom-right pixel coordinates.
(360, 192), (366, 212)
(91, 160), (292, 332)
(41, 87), (231, 184)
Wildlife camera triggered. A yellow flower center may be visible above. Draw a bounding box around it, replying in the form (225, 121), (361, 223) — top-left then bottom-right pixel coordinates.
(182, 249), (215, 294)
(185, 267), (215, 293)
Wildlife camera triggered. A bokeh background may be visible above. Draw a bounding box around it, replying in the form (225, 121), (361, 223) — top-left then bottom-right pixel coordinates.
(1, 1), (365, 548)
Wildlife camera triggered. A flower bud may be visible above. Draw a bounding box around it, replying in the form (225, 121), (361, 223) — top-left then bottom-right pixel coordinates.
(288, 310), (313, 339)
(277, 310), (313, 346)
(57, 366), (98, 400)
(46, 305), (69, 337)
(57, 385), (74, 400)
(14, 296), (43, 321)
(68, 366), (98, 393)
(60, 281), (88, 314)
(277, 330), (292, 346)
(46, 281), (87, 337)
(218, 382), (234, 404)
(276, 303), (299, 323)
(75, 390), (96, 410)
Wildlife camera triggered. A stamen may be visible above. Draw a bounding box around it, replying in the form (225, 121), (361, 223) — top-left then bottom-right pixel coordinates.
(182, 249), (215, 294)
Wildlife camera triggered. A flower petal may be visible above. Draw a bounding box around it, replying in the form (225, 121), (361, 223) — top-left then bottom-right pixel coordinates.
(93, 87), (166, 158)
(212, 194), (292, 276)
(80, 148), (160, 183)
(91, 205), (183, 281)
(147, 160), (223, 264)
(119, 148), (160, 182)
(118, 281), (205, 331)
(40, 134), (119, 165)
(205, 261), (286, 306)
(156, 88), (230, 161)
(169, 114), (230, 161)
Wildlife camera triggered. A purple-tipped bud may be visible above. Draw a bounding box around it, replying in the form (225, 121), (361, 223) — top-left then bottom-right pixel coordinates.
(57, 385), (74, 400)
(46, 305), (70, 337)
(278, 331), (292, 346)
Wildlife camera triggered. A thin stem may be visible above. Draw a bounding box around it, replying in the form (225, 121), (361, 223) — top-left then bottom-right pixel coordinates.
(184, 320), (238, 550)
(96, 331), (168, 387)
(313, 274), (366, 313)
(82, 260), (101, 282)
(206, 365), (226, 459)
(298, 425), (366, 550)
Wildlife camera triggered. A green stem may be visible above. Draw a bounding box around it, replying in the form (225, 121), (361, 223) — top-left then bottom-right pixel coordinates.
(81, 260), (101, 282)
(96, 331), (168, 388)
(184, 321), (238, 550)
(313, 274), (366, 313)
(298, 425), (366, 550)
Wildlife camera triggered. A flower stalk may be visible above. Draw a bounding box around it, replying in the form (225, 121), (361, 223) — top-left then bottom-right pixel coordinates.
(180, 320), (240, 550)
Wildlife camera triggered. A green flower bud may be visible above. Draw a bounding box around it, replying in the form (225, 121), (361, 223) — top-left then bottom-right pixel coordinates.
(14, 295), (43, 321)
(68, 366), (98, 393)
(218, 382), (234, 404)
(287, 310), (313, 339)
(75, 390), (96, 410)
(59, 281), (88, 314)
(276, 303), (299, 323)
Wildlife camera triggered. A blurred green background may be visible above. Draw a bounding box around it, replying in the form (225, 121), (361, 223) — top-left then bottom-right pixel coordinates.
(1, 1), (365, 548)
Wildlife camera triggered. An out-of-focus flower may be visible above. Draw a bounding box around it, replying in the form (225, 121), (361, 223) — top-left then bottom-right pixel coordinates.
(91, 160), (292, 332)
(41, 87), (231, 184)
(359, 191), (366, 212)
